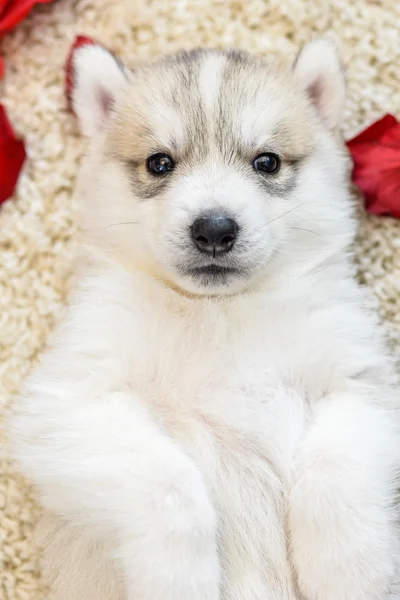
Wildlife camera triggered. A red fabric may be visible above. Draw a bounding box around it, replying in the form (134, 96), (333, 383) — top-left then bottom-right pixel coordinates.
(346, 114), (400, 218)
(65, 35), (96, 112)
(0, 0), (54, 34)
(0, 104), (26, 204)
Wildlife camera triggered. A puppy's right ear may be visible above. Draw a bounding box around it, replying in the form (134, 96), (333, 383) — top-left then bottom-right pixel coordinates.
(67, 41), (127, 137)
(293, 38), (345, 132)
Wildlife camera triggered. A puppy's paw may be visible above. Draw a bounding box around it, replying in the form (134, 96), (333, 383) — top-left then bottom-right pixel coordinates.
(288, 465), (397, 600)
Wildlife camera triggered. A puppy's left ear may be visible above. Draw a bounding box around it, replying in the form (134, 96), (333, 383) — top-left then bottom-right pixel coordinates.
(68, 43), (127, 137)
(293, 38), (345, 131)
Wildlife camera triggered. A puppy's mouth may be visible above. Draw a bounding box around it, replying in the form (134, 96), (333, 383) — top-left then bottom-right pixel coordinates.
(190, 264), (239, 276)
(179, 262), (246, 287)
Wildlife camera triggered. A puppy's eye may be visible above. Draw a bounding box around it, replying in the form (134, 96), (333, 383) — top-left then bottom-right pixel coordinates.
(147, 153), (175, 175)
(253, 153), (281, 175)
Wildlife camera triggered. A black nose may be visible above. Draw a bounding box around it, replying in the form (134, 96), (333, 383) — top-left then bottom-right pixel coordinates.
(191, 214), (238, 255)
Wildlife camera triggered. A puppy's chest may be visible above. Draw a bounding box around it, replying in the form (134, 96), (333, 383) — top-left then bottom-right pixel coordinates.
(141, 348), (307, 581)
(129, 314), (310, 578)
(135, 339), (308, 490)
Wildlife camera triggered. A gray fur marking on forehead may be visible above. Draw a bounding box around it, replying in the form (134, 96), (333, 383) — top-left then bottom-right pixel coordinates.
(157, 50), (209, 160)
(160, 48), (286, 161)
(157, 49), (252, 160)
(125, 47), (294, 163)
(145, 50), (252, 132)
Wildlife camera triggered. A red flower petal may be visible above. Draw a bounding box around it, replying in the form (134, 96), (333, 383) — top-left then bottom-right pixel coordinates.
(0, 104), (16, 139)
(346, 114), (400, 219)
(0, 0), (54, 34)
(347, 114), (398, 146)
(372, 169), (400, 218)
(65, 35), (97, 112)
(0, 1), (12, 20)
(0, 105), (26, 204)
(379, 123), (400, 147)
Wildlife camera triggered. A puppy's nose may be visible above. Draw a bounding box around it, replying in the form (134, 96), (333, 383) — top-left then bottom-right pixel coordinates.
(191, 214), (238, 255)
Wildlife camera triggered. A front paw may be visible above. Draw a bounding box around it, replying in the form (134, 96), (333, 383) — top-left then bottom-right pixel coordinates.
(119, 467), (220, 600)
(288, 469), (397, 600)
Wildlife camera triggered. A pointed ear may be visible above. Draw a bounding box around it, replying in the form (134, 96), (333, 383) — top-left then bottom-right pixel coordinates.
(293, 38), (345, 131)
(68, 43), (127, 137)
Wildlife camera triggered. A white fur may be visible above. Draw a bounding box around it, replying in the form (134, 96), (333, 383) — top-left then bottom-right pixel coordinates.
(199, 54), (226, 110)
(9, 41), (400, 600)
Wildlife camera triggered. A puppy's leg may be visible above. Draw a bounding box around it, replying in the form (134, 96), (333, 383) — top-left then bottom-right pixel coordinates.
(288, 393), (399, 600)
(11, 389), (220, 600)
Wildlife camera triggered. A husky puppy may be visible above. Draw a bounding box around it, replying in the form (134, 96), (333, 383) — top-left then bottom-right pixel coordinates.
(9, 40), (400, 600)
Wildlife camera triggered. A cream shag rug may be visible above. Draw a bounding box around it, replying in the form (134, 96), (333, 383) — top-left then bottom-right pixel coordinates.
(0, 0), (399, 598)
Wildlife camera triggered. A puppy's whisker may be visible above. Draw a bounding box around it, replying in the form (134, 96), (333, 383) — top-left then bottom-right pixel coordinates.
(266, 204), (304, 226)
(104, 221), (139, 229)
(290, 226), (323, 238)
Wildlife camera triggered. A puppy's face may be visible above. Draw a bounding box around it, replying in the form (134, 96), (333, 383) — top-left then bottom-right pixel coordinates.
(72, 42), (353, 295)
